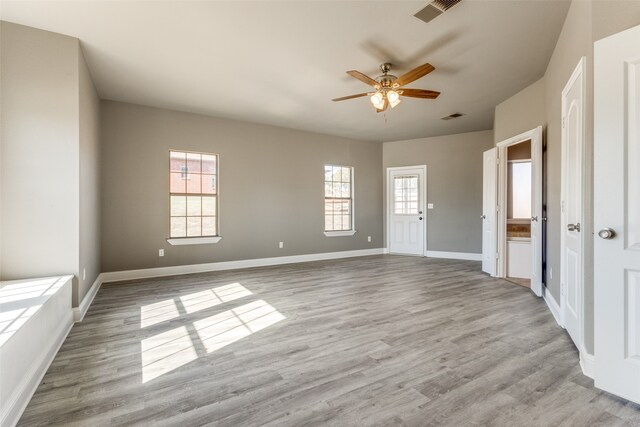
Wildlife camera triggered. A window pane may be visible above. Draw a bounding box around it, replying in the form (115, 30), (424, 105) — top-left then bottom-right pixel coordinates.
(324, 182), (332, 197)
(187, 217), (202, 237)
(186, 173), (201, 193)
(187, 196), (201, 216)
(170, 151), (186, 173)
(171, 217), (186, 237)
(202, 217), (216, 236)
(333, 215), (343, 230)
(332, 183), (341, 197)
(202, 154), (216, 174)
(186, 153), (201, 174)
(202, 174), (216, 194)
(324, 166), (332, 181)
(394, 175), (419, 215)
(341, 183), (350, 198)
(170, 172), (186, 193)
(342, 167), (351, 182)
(509, 161), (532, 219)
(342, 214), (351, 230)
(325, 215), (333, 231)
(332, 166), (341, 182)
(202, 196), (216, 216)
(170, 196), (186, 216)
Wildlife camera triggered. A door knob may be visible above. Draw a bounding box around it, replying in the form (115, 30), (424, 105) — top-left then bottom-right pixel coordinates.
(598, 228), (616, 239)
(419, 217), (423, 220)
(481, 215), (486, 220)
(567, 223), (581, 232)
(531, 216), (538, 222)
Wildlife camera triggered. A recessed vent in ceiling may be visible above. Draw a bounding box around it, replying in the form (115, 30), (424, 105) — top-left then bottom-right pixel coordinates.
(414, 0), (462, 24)
(441, 113), (464, 120)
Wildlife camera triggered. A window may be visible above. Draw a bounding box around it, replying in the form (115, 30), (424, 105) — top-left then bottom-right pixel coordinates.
(508, 160), (532, 219)
(394, 175), (419, 214)
(324, 165), (355, 235)
(169, 151), (219, 242)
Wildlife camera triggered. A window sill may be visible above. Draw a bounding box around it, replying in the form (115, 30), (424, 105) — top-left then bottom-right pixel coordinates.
(167, 236), (222, 246)
(324, 230), (357, 237)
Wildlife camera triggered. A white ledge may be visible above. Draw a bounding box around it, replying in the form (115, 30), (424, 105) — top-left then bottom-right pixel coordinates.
(323, 230), (357, 237)
(167, 236), (222, 246)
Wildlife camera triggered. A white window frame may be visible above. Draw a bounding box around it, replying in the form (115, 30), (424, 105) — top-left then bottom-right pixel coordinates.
(323, 165), (356, 237)
(167, 150), (222, 246)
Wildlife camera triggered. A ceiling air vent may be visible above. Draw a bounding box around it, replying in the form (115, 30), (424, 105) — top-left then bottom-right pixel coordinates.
(414, 0), (462, 24)
(441, 113), (464, 121)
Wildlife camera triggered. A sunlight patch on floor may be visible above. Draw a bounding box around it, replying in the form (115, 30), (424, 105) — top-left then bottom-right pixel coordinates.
(140, 282), (253, 327)
(140, 286), (283, 383)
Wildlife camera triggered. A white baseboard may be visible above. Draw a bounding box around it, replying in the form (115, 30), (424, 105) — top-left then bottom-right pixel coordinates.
(102, 248), (386, 284)
(580, 348), (595, 379)
(2, 311), (73, 427)
(542, 285), (563, 327)
(425, 251), (482, 261)
(73, 274), (103, 322)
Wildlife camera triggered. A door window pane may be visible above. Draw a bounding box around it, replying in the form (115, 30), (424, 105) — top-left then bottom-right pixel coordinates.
(393, 176), (419, 215)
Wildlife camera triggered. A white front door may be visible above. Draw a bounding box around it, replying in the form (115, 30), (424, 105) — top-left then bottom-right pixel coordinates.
(594, 24), (640, 404)
(530, 127), (543, 296)
(388, 166), (426, 256)
(561, 57), (585, 349)
(482, 148), (498, 275)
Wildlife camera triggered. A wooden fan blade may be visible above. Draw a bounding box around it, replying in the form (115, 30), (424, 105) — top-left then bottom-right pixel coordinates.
(332, 93), (369, 102)
(376, 98), (388, 113)
(346, 70), (380, 88)
(394, 63), (435, 87)
(400, 88), (441, 99)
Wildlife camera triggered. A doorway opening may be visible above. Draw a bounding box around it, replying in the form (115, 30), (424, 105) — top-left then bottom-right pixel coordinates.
(505, 140), (532, 288)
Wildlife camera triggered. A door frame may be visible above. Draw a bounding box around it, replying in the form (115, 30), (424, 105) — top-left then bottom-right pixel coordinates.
(560, 56), (586, 344)
(496, 126), (543, 295)
(386, 165), (427, 256)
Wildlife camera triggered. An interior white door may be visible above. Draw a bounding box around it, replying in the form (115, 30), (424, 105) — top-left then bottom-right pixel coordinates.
(530, 127), (543, 296)
(561, 57), (585, 349)
(594, 24), (640, 404)
(388, 167), (425, 256)
(482, 148), (497, 275)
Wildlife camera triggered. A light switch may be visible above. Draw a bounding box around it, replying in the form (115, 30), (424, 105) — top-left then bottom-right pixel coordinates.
(427, 203), (434, 209)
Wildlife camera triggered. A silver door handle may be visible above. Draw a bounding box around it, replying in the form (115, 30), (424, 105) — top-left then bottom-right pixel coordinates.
(531, 216), (538, 222)
(567, 223), (581, 232)
(598, 228), (615, 239)
(481, 215), (486, 220)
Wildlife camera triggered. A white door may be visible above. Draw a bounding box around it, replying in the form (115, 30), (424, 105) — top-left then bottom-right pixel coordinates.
(388, 166), (426, 255)
(482, 148), (498, 275)
(561, 57), (585, 349)
(530, 126), (543, 296)
(594, 24), (640, 404)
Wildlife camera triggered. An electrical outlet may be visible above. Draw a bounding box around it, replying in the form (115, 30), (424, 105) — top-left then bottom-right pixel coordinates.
(82, 268), (86, 281)
(368, 236), (372, 242)
(428, 203), (434, 209)
(279, 242), (284, 249)
(159, 249), (165, 257)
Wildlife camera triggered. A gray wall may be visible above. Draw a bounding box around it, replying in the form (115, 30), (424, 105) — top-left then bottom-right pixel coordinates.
(493, 0), (640, 355)
(494, 78), (545, 144)
(0, 22), (80, 282)
(100, 101), (383, 272)
(0, 22), (102, 306)
(382, 130), (494, 255)
(78, 47), (102, 304)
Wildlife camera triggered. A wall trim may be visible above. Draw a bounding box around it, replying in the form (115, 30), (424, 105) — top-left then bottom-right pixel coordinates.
(73, 273), (103, 322)
(425, 251), (482, 261)
(2, 312), (73, 427)
(102, 248), (386, 284)
(542, 285), (563, 327)
(580, 348), (595, 379)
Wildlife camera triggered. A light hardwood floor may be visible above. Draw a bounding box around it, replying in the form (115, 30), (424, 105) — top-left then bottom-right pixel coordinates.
(18, 255), (640, 426)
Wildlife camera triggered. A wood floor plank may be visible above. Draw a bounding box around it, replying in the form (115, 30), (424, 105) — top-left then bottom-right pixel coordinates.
(17, 255), (640, 426)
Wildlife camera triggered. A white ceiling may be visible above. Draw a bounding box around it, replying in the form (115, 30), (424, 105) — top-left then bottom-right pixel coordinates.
(2, 0), (570, 142)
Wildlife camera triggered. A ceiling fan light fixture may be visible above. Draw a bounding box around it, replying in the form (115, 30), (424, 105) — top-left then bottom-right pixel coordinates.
(387, 90), (401, 108)
(370, 92), (385, 109)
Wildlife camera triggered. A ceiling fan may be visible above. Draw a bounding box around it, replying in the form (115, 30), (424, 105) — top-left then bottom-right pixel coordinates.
(332, 62), (440, 112)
